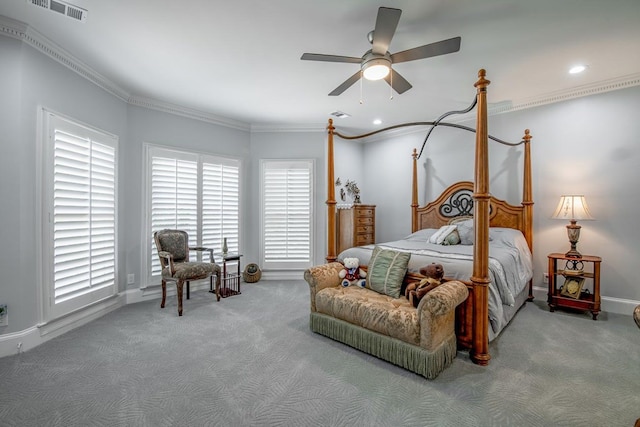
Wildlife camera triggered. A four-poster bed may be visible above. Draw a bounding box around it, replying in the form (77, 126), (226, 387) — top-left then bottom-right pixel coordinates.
(324, 69), (534, 365)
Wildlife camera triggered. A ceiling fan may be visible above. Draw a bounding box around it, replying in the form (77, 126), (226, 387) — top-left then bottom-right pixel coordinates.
(301, 7), (461, 96)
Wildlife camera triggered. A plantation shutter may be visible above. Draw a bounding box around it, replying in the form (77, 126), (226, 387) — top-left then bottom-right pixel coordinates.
(146, 146), (241, 281)
(202, 158), (239, 255)
(261, 160), (313, 269)
(47, 113), (117, 319)
(149, 150), (198, 275)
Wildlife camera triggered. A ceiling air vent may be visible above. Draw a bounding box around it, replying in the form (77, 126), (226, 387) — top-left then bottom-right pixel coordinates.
(27, 0), (88, 23)
(330, 111), (351, 119)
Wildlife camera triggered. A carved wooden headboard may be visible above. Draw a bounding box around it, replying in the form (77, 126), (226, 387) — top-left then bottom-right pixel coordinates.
(414, 181), (528, 241)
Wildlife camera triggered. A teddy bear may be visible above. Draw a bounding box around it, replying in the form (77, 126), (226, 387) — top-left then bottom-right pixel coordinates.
(339, 257), (367, 287)
(405, 262), (445, 307)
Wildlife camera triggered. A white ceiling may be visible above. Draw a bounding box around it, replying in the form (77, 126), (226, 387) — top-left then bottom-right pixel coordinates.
(2, 0), (640, 132)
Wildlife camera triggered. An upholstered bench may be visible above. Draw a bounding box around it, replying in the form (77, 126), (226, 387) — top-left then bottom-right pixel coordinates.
(304, 261), (468, 379)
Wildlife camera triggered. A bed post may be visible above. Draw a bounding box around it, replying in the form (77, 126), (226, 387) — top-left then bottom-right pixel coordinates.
(522, 129), (534, 300)
(326, 119), (337, 263)
(471, 69), (491, 366)
(411, 148), (419, 233)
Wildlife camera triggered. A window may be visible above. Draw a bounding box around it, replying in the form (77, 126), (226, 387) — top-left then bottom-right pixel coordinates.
(260, 160), (313, 270)
(145, 145), (240, 283)
(41, 111), (118, 321)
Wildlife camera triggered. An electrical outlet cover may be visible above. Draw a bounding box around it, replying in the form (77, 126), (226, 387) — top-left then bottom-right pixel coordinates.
(0, 304), (7, 327)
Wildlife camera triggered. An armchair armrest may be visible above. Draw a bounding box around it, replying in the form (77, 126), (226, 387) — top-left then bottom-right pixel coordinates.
(417, 280), (469, 351)
(303, 262), (343, 312)
(158, 251), (175, 275)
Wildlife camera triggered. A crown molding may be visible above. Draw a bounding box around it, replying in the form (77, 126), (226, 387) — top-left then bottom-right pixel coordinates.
(128, 96), (250, 131)
(0, 15), (249, 132)
(0, 15), (130, 102)
(489, 72), (640, 115)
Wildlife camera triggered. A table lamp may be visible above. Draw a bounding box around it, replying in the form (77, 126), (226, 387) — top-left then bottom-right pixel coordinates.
(551, 195), (595, 258)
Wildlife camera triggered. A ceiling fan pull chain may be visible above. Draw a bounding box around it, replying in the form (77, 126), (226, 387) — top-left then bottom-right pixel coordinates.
(390, 68), (394, 100)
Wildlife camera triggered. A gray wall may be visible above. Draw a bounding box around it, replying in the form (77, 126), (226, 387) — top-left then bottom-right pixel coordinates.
(360, 86), (640, 303)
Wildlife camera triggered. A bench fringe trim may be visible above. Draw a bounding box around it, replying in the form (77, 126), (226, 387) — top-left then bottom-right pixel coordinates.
(310, 312), (457, 379)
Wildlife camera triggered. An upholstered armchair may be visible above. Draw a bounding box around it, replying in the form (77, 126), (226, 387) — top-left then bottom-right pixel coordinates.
(153, 229), (221, 316)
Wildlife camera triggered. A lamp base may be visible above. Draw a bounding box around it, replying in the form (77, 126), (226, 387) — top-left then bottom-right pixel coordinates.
(564, 248), (583, 258)
(565, 220), (582, 258)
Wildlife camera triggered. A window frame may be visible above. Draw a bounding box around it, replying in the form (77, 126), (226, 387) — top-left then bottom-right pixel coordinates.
(260, 159), (314, 271)
(142, 143), (241, 287)
(39, 109), (119, 322)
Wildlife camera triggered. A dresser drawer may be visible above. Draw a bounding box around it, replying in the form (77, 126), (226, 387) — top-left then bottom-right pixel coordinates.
(355, 234), (374, 245)
(356, 208), (374, 217)
(356, 216), (374, 226)
(357, 225), (373, 234)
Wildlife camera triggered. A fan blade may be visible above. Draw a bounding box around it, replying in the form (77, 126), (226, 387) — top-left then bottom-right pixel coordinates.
(371, 7), (402, 55)
(391, 36), (461, 64)
(329, 71), (361, 96)
(301, 53), (361, 63)
(383, 69), (412, 94)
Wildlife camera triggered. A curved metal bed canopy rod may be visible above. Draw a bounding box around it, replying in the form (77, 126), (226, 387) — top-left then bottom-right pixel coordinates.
(333, 96), (528, 160)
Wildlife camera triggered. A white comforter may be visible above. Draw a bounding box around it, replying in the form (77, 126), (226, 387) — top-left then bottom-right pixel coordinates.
(338, 227), (533, 339)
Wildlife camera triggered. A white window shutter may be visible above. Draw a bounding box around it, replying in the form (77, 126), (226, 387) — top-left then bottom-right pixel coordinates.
(261, 160), (313, 269)
(150, 156), (198, 275)
(47, 113), (117, 318)
(146, 147), (241, 281)
(202, 160), (239, 255)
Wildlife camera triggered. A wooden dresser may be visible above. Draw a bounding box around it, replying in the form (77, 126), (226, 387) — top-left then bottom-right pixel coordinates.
(337, 204), (376, 254)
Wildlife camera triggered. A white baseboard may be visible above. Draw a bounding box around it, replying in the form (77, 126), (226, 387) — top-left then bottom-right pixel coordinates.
(0, 294), (124, 359)
(531, 285), (639, 316)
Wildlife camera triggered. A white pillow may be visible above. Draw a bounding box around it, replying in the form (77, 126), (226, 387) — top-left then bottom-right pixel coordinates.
(428, 224), (458, 244)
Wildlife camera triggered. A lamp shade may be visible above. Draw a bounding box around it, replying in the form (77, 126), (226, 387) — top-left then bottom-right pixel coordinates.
(551, 195), (595, 221)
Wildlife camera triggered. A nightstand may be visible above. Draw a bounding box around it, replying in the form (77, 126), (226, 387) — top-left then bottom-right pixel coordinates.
(547, 253), (601, 320)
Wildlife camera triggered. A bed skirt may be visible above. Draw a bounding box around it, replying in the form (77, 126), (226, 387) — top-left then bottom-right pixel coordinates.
(310, 312), (457, 379)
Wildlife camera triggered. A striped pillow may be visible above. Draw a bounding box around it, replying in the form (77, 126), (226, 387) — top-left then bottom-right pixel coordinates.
(367, 246), (411, 298)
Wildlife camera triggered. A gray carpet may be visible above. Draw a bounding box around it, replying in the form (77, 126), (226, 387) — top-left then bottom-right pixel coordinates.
(1, 280), (639, 427)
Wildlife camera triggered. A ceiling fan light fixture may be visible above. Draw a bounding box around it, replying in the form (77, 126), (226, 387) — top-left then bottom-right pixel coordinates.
(362, 57), (391, 81)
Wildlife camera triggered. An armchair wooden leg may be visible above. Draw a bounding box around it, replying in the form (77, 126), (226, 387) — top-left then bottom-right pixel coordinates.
(186, 281), (190, 299)
(177, 280), (184, 316)
(161, 280), (167, 308)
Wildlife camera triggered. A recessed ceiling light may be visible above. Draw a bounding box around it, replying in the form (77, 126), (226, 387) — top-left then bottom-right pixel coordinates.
(569, 65), (587, 74)
(373, 119), (382, 125)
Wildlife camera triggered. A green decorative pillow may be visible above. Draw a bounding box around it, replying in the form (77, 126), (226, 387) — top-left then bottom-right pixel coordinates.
(367, 246), (411, 298)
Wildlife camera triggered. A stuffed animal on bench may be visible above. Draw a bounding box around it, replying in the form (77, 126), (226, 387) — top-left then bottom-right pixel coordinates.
(405, 263), (445, 307)
(339, 257), (367, 288)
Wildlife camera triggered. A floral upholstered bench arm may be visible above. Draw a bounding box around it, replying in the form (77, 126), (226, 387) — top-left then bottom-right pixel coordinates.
(304, 262), (344, 312)
(417, 280), (468, 351)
